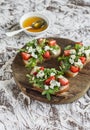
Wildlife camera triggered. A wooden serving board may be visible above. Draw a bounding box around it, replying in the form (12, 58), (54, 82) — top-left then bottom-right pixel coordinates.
(11, 37), (90, 104)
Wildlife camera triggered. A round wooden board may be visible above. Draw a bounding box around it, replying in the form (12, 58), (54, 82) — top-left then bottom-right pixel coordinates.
(11, 37), (90, 104)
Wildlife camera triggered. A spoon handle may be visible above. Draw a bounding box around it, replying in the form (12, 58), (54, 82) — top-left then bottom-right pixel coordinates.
(6, 26), (32, 37)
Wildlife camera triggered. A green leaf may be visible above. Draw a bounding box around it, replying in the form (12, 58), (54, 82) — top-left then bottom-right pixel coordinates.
(48, 89), (54, 94)
(42, 90), (47, 95)
(46, 93), (51, 101)
(64, 45), (72, 50)
(42, 90), (51, 100)
(75, 44), (81, 50)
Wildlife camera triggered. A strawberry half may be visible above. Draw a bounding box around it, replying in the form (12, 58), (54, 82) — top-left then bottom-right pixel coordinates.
(21, 52), (31, 60)
(80, 56), (86, 64)
(58, 77), (69, 86)
(64, 50), (70, 56)
(43, 51), (50, 59)
(45, 76), (55, 85)
(70, 65), (80, 73)
(49, 40), (56, 46)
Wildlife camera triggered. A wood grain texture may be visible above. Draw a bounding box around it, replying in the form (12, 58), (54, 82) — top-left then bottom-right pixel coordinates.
(12, 37), (90, 104)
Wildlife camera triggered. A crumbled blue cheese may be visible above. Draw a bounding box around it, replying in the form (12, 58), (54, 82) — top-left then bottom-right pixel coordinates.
(49, 80), (60, 89)
(36, 70), (45, 78)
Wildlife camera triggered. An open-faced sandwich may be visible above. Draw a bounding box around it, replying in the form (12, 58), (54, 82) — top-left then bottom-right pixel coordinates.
(27, 66), (69, 100)
(19, 37), (90, 101)
(20, 38), (61, 69)
(58, 42), (90, 77)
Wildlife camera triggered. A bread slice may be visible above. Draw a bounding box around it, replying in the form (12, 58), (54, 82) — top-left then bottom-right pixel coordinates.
(28, 66), (69, 97)
(22, 44), (61, 66)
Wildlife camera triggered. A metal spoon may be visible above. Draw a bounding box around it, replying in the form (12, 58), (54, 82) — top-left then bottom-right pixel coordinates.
(6, 20), (46, 37)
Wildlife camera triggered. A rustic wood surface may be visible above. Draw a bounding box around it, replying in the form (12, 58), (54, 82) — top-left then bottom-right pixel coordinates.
(0, 0), (90, 130)
(12, 37), (90, 104)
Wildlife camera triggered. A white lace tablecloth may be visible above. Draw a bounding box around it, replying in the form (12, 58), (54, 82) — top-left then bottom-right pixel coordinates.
(0, 0), (90, 130)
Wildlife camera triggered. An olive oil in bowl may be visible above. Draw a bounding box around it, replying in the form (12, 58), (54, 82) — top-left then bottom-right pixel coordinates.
(22, 16), (48, 33)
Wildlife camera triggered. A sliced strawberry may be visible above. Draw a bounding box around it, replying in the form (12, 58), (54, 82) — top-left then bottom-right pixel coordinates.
(33, 71), (38, 76)
(21, 52), (31, 60)
(80, 56), (86, 64)
(70, 65), (80, 73)
(45, 76), (55, 85)
(39, 66), (44, 71)
(76, 42), (83, 46)
(59, 77), (69, 86)
(49, 40), (56, 46)
(43, 51), (50, 59)
(64, 50), (70, 56)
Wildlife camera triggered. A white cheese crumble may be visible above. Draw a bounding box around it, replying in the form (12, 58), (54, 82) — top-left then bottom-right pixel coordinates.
(36, 70), (45, 78)
(70, 54), (76, 59)
(49, 80), (60, 89)
(70, 49), (76, 54)
(36, 46), (42, 53)
(52, 50), (57, 55)
(44, 85), (49, 90)
(44, 46), (50, 51)
(69, 58), (74, 64)
(78, 46), (85, 55)
(28, 46), (36, 53)
(50, 72), (56, 76)
(31, 52), (38, 59)
(84, 50), (90, 60)
(74, 59), (83, 68)
(57, 75), (64, 79)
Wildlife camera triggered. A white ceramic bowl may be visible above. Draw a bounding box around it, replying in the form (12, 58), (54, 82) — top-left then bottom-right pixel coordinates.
(20, 12), (50, 36)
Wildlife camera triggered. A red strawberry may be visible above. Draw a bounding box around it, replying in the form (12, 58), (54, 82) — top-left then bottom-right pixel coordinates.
(80, 56), (86, 64)
(49, 40), (56, 46)
(21, 52), (31, 60)
(40, 67), (44, 71)
(70, 65), (80, 73)
(33, 72), (38, 76)
(45, 76), (55, 85)
(76, 42), (83, 46)
(43, 51), (50, 59)
(64, 50), (70, 56)
(59, 77), (69, 86)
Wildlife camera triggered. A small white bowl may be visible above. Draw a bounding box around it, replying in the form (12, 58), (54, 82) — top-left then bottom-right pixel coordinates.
(20, 12), (50, 36)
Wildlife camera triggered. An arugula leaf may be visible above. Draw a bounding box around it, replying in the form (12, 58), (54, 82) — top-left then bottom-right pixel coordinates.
(26, 39), (37, 47)
(75, 44), (82, 50)
(64, 45), (72, 50)
(42, 90), (51, 100)
(46, 93), (51, 101)
(25, 58), (37, 68)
